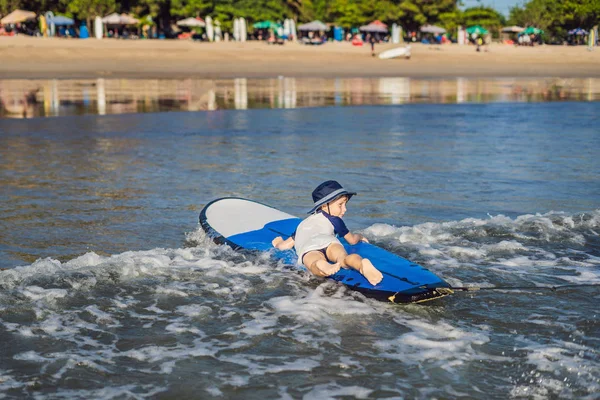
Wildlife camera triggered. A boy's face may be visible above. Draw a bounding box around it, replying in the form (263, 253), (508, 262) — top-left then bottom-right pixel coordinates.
(322, 196), (348, 217)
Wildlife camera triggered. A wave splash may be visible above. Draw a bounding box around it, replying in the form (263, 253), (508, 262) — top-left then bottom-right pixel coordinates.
(0, 210), (598, 398)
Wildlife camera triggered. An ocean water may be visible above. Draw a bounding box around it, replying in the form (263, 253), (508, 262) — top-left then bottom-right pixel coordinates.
(0, 99), (599, 399)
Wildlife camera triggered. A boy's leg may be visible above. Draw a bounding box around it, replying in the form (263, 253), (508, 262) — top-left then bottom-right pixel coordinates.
(303, 250), (340, 277)
(327, 243), (383, 286)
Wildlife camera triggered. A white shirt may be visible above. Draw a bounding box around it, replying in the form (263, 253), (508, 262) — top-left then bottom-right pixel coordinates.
(294, 213), (342, 265)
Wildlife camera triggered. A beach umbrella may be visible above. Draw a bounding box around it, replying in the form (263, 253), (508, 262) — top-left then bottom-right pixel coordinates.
(521, 26), (543, 35)
(119, 14), (139, 25)
(48, 15), (74, 26)
(359, 20), (388, 33)
(501, 25), (524, 33)
(176, 17), (205, 27)
(252, 20), (281, 30)
(568, 28), (587, 35)
(102, 13), (121, 24)
(102, 13), (138, 25)
(1, 9), (36, 24)
(466, 25), (489, 35)
(298, 20), (328, 32)
(420, 24), (446, 34)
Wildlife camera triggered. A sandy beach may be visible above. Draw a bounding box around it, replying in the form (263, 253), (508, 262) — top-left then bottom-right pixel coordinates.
(1, 36), (600, 79)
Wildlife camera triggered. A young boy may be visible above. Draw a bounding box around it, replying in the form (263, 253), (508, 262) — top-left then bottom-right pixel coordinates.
(272, 180), (383, 286)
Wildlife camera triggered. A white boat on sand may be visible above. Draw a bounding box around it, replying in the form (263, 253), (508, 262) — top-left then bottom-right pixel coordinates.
(378, 45), (411, 60)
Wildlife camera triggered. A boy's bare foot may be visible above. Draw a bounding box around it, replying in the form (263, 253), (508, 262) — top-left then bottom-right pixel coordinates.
(360, 259), (383, 286)
(272, 236), (283, 247)
(316, 260), (341, 276)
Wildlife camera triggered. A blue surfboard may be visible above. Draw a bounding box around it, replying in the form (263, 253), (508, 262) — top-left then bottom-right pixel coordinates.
(199, 197), (453, 303)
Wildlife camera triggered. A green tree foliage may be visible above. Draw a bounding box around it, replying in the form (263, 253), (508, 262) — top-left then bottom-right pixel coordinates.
(462, 6), (505, 37)
(61, 0), (116, 27)
(1, 0), (64, 16)
(16, 0), (598, 43)
(509, 0), (600, 40)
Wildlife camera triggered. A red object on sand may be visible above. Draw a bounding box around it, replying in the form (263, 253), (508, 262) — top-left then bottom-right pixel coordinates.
(352, 37), (363, 46)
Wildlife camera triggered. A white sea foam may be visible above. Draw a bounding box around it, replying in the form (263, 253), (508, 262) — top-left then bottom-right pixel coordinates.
(302, 383), (373, 399)
(175, 304), (212, 318)
(374, 316), (494, 371)
(47, 385), (168, 400)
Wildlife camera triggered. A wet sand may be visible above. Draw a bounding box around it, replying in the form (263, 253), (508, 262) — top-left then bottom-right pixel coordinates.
(1, 36), (599, 79)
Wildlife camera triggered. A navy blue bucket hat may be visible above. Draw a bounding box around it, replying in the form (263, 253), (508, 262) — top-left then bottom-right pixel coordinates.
(308, 180), (357, 214)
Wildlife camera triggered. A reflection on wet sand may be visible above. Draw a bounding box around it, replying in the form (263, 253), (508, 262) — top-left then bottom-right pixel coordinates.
(1, 77), (599, 118)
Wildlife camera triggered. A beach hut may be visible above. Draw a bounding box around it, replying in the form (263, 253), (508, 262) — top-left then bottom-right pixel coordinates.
(1, 9), (36, 25)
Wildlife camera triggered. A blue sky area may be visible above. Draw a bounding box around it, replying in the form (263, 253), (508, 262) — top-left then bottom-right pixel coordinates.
(461, 0), (523, 17)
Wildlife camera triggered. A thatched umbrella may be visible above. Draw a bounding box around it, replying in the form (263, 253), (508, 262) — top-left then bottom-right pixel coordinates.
(1, 9), (36, 24)
(298, 20), (328, 32)
(359, 20), (388, 33)
(101, 13), (122, 24)
(420, 24), (446, 34)
(119, 14), (139, 25)
(501, 26), (524, 33)
(102, 13), (138, 25)
(176, 17), (205, 28)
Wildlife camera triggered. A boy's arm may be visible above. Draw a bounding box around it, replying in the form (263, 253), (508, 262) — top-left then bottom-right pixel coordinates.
(343, 232), (369, 245)
(272, 236), (295, 250)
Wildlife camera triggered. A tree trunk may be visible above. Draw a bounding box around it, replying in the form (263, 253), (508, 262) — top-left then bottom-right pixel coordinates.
(159, 0), (172, 37)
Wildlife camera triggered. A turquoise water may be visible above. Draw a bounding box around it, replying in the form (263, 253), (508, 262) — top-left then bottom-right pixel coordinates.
(0, 101), (599, 398)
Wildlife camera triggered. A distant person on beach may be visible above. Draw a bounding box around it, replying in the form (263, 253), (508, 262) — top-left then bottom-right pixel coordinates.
(272, 180), (384, 286)
(369, 34), (376, 56)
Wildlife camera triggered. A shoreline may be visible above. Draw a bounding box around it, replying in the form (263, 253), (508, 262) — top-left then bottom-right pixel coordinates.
(2, 36), (600, 79)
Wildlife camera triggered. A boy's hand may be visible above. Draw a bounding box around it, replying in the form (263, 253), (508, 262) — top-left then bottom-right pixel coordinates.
(272, 237), (283, 247)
